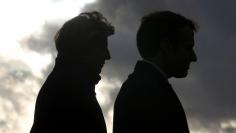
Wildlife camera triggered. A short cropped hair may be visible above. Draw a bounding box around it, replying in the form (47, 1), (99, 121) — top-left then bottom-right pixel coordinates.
(55, 11), (114, 56)
(137, 11), (197, 59)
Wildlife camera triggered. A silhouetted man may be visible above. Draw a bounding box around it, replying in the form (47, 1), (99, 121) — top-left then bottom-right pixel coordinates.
(30, 11), (114, 133)
(113, 11), (197, 133)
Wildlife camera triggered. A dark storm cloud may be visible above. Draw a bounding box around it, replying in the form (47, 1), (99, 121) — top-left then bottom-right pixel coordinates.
(82, 0), (236, 131)
(82, 0), (199, 79)
(20, 1), (236, 132)
(20, 22), (60, 78)
(21, 22), (59, 58)
(179, 0), (236, 124)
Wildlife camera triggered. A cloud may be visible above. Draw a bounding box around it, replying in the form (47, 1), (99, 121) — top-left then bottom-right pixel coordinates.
(20, 22), (59, 57)
(81, 0), (236, 132)
(6, 0), (235, 132)
(82, 0), (200, 80)
(0, 0), (100, 133)
(0, 58), (41, 133)
(96, 77), (122, 133)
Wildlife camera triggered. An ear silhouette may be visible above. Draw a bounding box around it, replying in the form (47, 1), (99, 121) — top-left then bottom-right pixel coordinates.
(160, 39), (174, 56)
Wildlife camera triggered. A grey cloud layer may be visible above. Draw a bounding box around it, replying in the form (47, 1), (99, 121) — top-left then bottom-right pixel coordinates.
(0, 59), (40, 132)
(18, 0), (236, 132)
(82, 0), (236, 132)
(21, 23), (59, 57)
(0, 22), (60, 132)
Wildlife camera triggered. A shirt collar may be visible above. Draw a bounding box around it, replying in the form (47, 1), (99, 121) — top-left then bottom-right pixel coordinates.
(142, 59), (168, 80)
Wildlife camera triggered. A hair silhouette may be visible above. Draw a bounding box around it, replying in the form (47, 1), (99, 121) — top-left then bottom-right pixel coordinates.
(55, 11), (114, 57)
(137, 11), (197, 59)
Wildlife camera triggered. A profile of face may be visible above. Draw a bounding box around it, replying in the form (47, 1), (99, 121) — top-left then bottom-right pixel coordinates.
(167, 26), (197, 78)
(84, 34), (111, 75)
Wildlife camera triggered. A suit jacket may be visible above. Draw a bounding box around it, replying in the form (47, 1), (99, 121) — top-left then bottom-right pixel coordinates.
(113, 61), (190, 133)
(30, 60), (107, 133)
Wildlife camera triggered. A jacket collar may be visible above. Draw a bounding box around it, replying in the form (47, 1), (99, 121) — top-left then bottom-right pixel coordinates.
(134, 60), (170, 87)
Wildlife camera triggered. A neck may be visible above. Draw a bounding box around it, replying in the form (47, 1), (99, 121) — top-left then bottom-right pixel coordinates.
(146, 57), (172, 78)
(54, 56), (101, 85)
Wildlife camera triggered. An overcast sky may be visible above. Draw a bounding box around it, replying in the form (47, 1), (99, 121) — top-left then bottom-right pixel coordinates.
(0, 0), (235, 133)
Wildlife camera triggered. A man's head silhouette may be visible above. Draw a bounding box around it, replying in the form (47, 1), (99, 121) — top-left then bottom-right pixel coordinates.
(54, 11), (114, 75)
(30, 11), (114, 133)
(137, 11), (197, 78)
